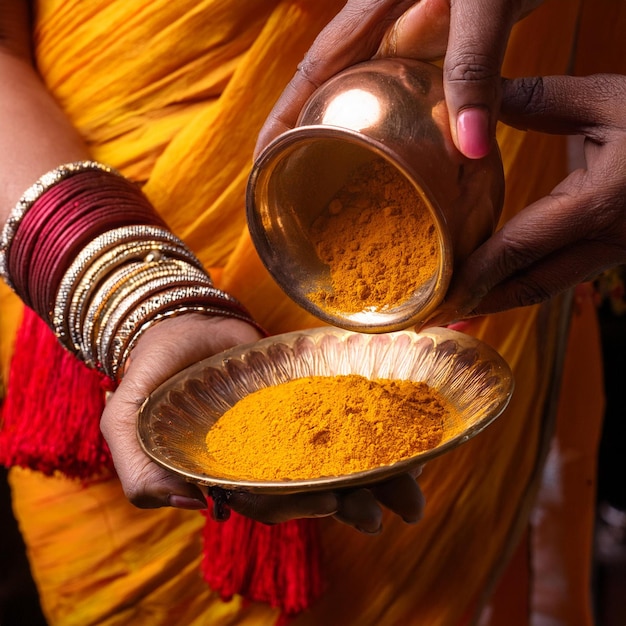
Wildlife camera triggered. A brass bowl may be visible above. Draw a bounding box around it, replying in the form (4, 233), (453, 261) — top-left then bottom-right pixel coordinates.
(137, 326), (514, 494)
(246, 58), (504, 333)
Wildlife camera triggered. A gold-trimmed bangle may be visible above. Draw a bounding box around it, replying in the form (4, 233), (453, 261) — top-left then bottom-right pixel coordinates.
(55, 226), (193, 315)
(96, 278), (220, 375)
(103, 285), (246, 379)
(115, 305), (233, 379)
(81, 260), (157, 361)
(65, 241), (203, 355)
(83, 258), (212, 362)
(53, 225), (205, 345)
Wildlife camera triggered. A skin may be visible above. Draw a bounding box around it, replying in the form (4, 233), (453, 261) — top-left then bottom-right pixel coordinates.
(436, 73), (626, 321)
(3, 0), (625, 530)
(256, 0), (626, 325)
(255, 0), (545, 160)
(0, 0), (423, 533)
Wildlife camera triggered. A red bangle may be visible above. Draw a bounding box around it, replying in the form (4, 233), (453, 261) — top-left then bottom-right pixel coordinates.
(7, 169), (166, 320)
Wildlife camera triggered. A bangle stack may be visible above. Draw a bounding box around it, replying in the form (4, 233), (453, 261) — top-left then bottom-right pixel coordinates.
(1, 161), (259, 381)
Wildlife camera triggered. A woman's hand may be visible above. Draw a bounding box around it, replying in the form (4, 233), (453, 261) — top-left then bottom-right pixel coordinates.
(222, 468), (425, 534)
(101, 312), (425, 532)
(428, 74), (626, 321)
(100, 313), (263, 510)
(255, 0), (544, 160)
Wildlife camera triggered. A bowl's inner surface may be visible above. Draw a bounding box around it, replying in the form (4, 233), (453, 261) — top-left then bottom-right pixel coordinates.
(247, 132), (450, 333)
(138, 327), (514, 494)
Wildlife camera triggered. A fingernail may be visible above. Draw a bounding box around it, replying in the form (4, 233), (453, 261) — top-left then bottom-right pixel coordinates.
(168, 495), (208, 510)
(421, 311), (459, 329)
(446, 320), (473, 332)
(356, 525), (382, 536)
(457, 107), (491, 159)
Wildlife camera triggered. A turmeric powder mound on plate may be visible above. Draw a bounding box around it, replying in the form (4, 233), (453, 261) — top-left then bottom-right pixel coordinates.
(204, 374), (448, 481)
(308, 158), (439, 313)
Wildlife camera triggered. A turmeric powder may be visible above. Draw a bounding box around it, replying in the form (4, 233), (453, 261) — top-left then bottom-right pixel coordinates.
(308, 158), (439, 312)
(204, 374), (449, 481)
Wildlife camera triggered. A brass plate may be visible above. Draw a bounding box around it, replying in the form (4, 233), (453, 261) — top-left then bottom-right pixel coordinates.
(137, 326), (514, 494)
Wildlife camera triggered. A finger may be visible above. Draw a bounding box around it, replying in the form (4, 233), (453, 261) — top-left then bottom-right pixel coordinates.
(101, 392), (207, 510)
(500, 74), (626, 137)
(471, 240), (626, 314)
(376, 0), (450, 60)
(441, 189), (590, 314)
(102, 316), (262, 511)
(333, 488), (383, 534)
(370, 472), (425, 523)
(254, 0), (414, 157)
(441, 166), (623, 315)
(443, 0), (519, 158)
(226, 490), (338, 525)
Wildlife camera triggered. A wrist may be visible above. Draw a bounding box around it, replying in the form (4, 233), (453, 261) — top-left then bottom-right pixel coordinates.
(123, 312), (264, 381)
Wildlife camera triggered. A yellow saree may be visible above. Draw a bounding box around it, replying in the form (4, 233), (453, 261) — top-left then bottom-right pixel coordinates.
(0, 0), (617, 624)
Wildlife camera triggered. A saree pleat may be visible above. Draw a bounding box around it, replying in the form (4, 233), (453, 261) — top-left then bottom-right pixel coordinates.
(2, 0), (614, 624)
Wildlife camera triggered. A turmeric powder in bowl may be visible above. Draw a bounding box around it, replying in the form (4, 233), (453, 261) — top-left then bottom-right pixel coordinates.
(204, 374), (450, 481)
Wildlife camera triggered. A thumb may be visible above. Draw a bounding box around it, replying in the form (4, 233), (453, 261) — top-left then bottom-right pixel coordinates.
(443, 0), (518, 159)
(500, 74), (626, 136)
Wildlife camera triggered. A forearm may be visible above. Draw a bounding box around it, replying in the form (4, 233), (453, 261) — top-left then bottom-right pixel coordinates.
(0, 0), (88, 216)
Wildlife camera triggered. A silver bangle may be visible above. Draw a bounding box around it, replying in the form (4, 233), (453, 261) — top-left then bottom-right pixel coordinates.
(81, 260), (156, 359)
(66, 242), (203, 353)
(102, 284), (242, 379)
(53, 226), (207, 350)
(96, 279), (221, 375)
(115, 305), (233, 379)
(84, 258), (212, 363)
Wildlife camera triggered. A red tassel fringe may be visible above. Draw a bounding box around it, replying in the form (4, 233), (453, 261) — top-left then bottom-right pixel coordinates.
(201, 511), (323, 623)
(1, 306), (324, 620)
(0, 307), (115, 479)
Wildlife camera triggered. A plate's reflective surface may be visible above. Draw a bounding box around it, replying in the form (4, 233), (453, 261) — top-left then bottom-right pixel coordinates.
(138, 326), (514, 494)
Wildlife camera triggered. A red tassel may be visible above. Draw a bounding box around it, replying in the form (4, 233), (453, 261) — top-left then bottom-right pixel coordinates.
(201, 511), (323, 623)
(0, 307), (115, 479)
(0, 307), (324, 619)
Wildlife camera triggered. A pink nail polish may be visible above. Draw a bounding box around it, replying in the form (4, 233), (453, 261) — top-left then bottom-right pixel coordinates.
(457, 108), (491, 159)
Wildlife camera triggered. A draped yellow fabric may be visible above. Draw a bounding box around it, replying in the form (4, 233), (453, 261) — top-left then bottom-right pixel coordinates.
(2, 0), (616, 624)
